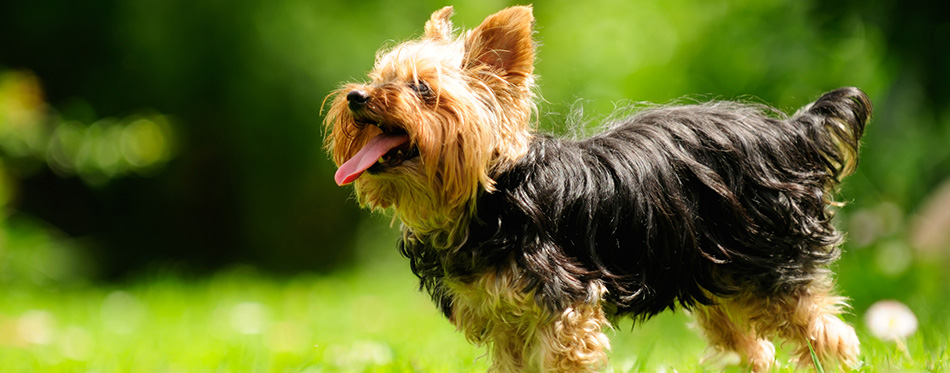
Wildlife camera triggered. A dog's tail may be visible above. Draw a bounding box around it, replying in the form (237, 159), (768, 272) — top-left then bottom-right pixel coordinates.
(791, 87), (872, 182)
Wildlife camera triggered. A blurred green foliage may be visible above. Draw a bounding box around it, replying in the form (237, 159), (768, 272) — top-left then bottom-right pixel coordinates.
(0, 70), (174, 287)
(0, 71), (175, 186)
(0, 0), (948, 281)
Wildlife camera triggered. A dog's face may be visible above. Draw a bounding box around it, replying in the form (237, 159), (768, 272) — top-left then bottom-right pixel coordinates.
(324, 6), (536, 243)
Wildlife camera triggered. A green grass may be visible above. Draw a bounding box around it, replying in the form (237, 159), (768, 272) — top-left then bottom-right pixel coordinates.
(0, 250), (947, 372)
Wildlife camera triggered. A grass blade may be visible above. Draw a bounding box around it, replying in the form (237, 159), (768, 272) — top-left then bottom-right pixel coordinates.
(807, 339), (825, 373)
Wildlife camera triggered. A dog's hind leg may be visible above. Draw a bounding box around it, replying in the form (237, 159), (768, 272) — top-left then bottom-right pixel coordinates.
(770, 278), (861, 370)
(694, 299), (776, 373)
(702, 277), (860, 371)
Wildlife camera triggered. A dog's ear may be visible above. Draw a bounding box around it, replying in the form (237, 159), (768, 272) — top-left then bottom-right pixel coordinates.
(425, 6), (454, 40)
(465, 6), (535, 89)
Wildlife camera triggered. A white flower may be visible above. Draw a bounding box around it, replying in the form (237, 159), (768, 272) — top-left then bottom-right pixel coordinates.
(865, 300), (918, 341)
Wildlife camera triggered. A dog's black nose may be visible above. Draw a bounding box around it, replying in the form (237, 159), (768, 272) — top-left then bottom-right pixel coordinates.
(346, 89), (370, 110)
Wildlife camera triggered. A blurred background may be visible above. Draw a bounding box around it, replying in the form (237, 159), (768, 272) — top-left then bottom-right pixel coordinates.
(0, 0), (947, 369)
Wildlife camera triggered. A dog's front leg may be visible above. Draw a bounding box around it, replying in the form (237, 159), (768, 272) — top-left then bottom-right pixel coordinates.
(532, 302), (612, 372)
(448, 268), (611, 372)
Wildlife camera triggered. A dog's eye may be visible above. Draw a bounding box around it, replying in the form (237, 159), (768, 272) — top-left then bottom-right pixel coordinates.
(410, 80), (432, 97)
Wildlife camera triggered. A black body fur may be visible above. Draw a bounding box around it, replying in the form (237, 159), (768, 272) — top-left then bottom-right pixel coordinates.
(401, 87), (871, 321)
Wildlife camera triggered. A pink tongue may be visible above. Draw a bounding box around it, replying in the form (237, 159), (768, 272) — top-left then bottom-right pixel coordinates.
(334, 133), (410, 185)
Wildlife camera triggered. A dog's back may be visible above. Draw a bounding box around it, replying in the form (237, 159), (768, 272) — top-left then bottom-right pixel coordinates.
(458, 88), (872, 321)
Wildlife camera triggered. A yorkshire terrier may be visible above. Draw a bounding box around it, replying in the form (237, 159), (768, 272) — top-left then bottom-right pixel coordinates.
(325, 6), (870, 372)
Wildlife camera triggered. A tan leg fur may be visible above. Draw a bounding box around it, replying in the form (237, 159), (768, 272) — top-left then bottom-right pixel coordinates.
(695, 275), (859, 372)
(448, 260), (611, 372)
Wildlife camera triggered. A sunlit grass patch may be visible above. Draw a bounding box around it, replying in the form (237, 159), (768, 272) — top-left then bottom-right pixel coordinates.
(0, 252), (947, 372)
(0, 261), (487, 372)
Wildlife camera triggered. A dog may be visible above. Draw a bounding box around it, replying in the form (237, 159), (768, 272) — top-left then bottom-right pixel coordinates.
(325, 6), (870, 372)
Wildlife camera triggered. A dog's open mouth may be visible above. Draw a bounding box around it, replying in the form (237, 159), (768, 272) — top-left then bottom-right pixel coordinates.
(334, 126), (418, 186)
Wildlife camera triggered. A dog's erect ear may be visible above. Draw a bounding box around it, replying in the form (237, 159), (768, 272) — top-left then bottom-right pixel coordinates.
(425, 6), (455, 40)
(465, 6), (535, 88)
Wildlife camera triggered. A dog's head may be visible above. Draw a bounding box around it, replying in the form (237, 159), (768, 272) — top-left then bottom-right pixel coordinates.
(324, 6), (537, 245)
